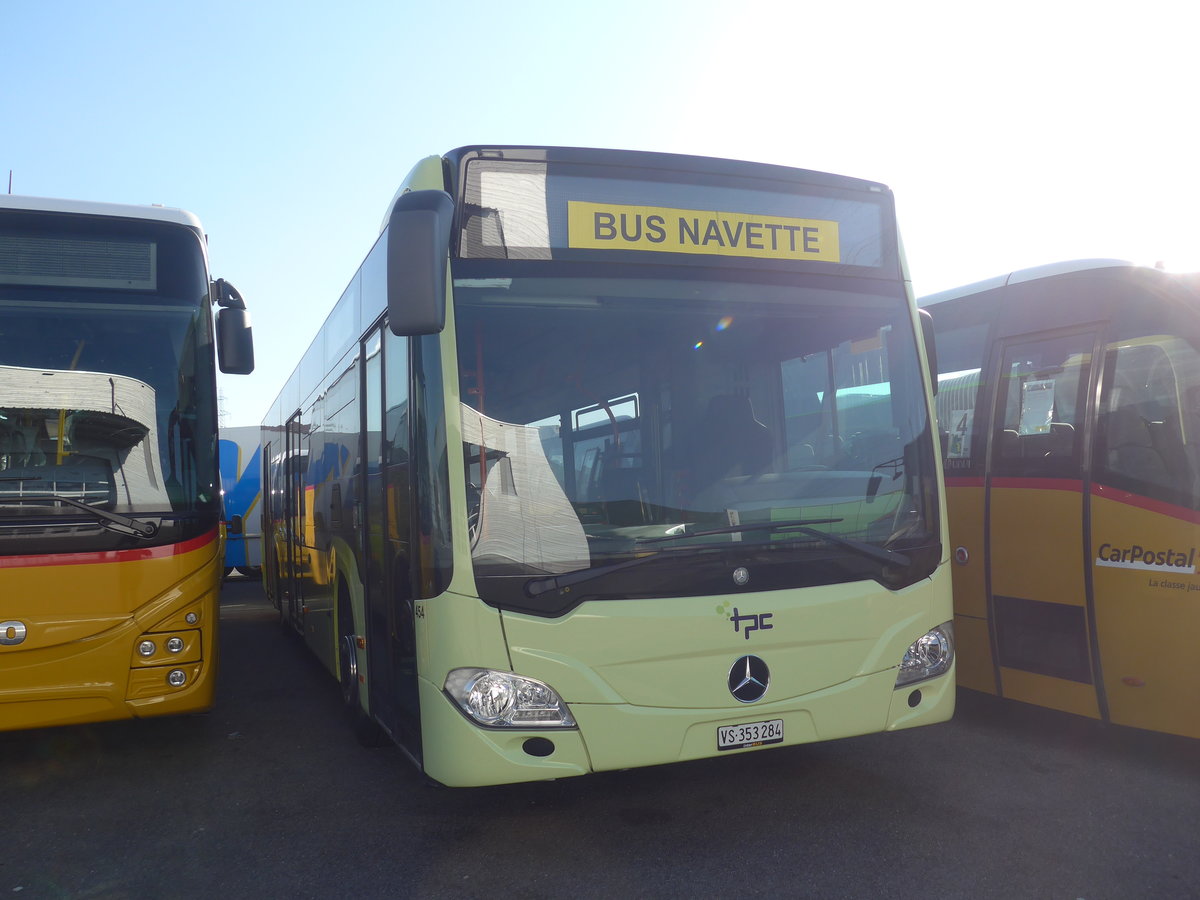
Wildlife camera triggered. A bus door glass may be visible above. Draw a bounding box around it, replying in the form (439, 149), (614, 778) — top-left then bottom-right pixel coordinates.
(281, 412), (306, 629)
(986, 329), (1100, 718)
(1091, 309), (1200, 737)
(362, 324), (419, 750)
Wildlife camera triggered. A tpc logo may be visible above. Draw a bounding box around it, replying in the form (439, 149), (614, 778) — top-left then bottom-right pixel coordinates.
(728, 606), (773, 640)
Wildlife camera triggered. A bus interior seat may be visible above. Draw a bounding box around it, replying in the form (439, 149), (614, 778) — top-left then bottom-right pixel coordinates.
(598, 450), (647, 525)
(1046, 421), (1075, 456)
(786, 392), (823, 463)
(695, 394), (773, 484)
(1104, 404), (1171, 486)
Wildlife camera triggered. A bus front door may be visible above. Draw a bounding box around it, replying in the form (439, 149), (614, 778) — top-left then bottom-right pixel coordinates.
(985, 330), (1104, 721)
(362, 325), (421, 759)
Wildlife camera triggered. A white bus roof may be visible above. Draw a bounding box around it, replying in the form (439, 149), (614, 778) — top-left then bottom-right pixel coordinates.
(918, 259), (1137, 308)
(0, 194), (205, 235)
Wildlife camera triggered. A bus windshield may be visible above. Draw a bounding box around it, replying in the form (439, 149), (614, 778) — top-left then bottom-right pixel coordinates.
(0, 217), (218, 528)
(455, 271), (940, 609)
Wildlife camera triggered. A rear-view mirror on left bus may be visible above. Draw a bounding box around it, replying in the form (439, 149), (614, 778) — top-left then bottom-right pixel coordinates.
(216, 306), (255, 375)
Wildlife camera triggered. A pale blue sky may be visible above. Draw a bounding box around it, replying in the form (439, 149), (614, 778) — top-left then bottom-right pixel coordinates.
(5, 0), (1197, 426)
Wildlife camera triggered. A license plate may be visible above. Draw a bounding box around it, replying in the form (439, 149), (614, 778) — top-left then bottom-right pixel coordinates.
(717, 718), (784, 751)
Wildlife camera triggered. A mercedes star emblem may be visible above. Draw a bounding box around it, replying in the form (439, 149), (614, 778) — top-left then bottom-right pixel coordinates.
(728, 654), (770, 703)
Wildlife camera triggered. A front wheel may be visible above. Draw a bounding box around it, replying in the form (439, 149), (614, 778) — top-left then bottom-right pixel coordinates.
(338, 632), (360, 709)
(337, 585), (389, 747)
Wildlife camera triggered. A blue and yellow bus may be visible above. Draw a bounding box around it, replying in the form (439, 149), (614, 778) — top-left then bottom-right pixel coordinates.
(261, 146), (953, 786)
(219, 425), (263, 578)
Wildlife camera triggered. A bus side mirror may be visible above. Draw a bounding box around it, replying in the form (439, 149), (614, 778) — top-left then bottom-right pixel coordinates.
(216, 306), (255, 374)
(386, 189), (454, 336)
(918, 308), (938, 396)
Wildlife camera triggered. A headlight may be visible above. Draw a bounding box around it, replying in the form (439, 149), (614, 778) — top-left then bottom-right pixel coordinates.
(895, 622), (954, 687)
(444, 668), (576, 728)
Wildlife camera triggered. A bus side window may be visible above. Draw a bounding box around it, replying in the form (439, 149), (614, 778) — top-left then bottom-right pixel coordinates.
(930, 320), (989, 473)
(993, 334), (1090, 478)
(1098, 342), (1194, 507)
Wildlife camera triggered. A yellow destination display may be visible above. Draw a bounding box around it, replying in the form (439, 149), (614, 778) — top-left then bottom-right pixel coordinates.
(567, 201), (841, 262)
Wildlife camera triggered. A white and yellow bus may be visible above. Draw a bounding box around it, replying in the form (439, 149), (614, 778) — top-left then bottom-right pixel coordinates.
(261, 145), (953, 787)
(0, 195), (253, 731)
(922, 260), (1200, 739)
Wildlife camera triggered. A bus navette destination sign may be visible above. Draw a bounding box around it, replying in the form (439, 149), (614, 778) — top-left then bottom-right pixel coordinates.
(567, 201), (841, 262)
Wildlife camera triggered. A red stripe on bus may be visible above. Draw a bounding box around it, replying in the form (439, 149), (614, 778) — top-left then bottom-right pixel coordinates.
(1091, 482), (1200, 525)
(946, 477), (1200, 524)
(0, 528), (218, 569)
(989, 477), (1084, 493)
(944, 476), (985, 488)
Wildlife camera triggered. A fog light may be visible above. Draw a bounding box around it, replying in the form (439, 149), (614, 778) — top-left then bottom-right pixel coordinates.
(167, 669), (187, 687)
(166, 637), (185, 654)
(895, 622), (954, 687)
(444, 668), (575, 727)
(137, 640), (156, 657)
(185, 612), (199, 625)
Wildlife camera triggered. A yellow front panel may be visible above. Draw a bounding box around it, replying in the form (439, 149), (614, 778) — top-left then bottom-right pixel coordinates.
(1091, 489), (1200, 738)
(0, 532), (222, 731)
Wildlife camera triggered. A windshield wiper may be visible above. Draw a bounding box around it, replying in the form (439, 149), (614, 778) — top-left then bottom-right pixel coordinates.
(637, 518), (909, 567)
(635, 517), (841, 545)
(0, 485), (159, 539)
(525, 545), (721, 598)
(526, 518), (909, 598)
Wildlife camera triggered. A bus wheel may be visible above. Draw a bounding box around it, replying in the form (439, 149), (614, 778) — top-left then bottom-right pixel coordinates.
(337, 587), (388, 747)
(338, 632), (360, 708)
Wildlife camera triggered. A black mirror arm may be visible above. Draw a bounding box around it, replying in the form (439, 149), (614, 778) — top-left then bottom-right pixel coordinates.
(213, 278), (247, 310)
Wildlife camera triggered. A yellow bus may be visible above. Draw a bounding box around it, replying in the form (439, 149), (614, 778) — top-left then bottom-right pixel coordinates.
(0, 194), (254, 731)
(261, 145), (954, 787)
(921, 260), (1200, 739)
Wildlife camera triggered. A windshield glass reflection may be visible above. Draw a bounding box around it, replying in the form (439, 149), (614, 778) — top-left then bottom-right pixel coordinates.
(456, 273), (939, 600)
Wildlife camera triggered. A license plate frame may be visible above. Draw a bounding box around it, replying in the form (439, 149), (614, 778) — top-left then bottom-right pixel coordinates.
(717, 718), (784, 751)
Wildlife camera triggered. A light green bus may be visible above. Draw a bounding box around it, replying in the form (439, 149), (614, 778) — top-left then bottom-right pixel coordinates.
(260, 146), (954, 787)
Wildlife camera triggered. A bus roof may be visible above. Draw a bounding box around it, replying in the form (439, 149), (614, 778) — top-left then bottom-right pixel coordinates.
(0, 194), (205, 235)
(382, 145), (893, 230)
(443, 145), (890, 192)
(918, 259), (1137, 308)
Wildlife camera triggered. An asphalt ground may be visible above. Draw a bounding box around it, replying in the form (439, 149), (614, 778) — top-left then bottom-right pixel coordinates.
(2, 576), (1197, 899)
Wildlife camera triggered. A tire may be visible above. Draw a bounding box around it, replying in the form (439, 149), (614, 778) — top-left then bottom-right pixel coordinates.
(337, 584), (389, 748)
